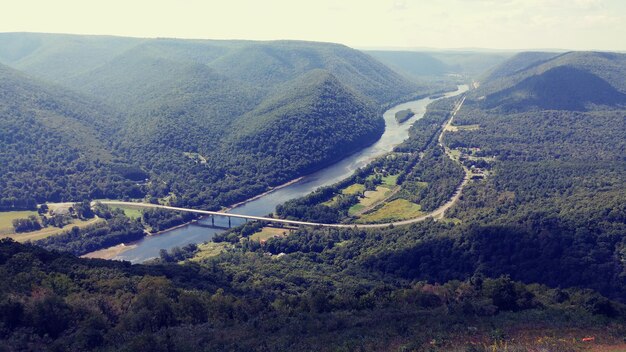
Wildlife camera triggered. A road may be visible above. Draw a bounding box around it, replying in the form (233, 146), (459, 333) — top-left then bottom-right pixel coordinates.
(97, 94), (470, 229)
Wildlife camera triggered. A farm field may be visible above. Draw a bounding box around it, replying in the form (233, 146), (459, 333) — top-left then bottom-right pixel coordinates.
(357, 199), (423, 223)
(2, 217), (103, 242)
(250, 226), (291, 242)
(189, 242), (231, 262)
(0, 210), (38, 235)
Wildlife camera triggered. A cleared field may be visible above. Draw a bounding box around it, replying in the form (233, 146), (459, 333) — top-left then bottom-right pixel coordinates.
(250, 227), (290, 242)
(0, 211), (38, 235)
(446, 124), (480, 132)
(342, 183), (365, 195)
(449, 149), (461, 159)
(190, 242), (231, 262)
(381, 174), (398, 187)
(2, 217), (103, 243)
(360, 186), (392, 207)
(322, 183), (365, 206)
(111, 205), (143, 219)
(357, 199), (423, 223)
(348, 203), (366, 214)
(348, 185), (393, 216)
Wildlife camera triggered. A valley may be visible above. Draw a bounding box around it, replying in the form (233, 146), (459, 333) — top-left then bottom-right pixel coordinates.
(0, 30), (624, 352)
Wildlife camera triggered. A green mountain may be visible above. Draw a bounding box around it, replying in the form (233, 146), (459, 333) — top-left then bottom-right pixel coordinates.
(480, 51), (561, 81)
(475, 51), (626, 109)
(0, 32), (143, 83)
(0, 63), (141, 207)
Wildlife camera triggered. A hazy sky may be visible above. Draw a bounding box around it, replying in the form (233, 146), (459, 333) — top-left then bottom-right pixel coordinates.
(2, 0), (625, 50)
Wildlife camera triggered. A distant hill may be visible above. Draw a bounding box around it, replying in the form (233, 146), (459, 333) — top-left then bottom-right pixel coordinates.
(474, 51), (626, 112)
(366, 50), (511, 81)
(480, 51), (562, 81)
(0, 32), (143, 83)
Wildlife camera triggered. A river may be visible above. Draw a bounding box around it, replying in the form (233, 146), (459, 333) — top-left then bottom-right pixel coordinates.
(114, 85), (469, 263)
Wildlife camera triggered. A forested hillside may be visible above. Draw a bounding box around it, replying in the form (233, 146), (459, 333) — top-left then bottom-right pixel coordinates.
(0, 33), (437, 209)
(0, 63), (142, 208)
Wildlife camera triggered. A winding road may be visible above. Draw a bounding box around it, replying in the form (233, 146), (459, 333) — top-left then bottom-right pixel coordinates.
(98, 94), (470, 229)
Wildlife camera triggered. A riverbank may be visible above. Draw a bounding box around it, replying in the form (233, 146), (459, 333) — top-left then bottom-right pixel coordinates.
(81, 242), (138, 260)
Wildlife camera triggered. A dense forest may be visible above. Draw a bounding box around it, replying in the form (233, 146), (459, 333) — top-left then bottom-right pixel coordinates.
(0, 237), (624, 351)
(0, 64), (144, 209)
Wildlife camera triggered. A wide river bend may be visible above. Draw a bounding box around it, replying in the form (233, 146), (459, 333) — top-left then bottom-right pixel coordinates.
(115, 85), (469, 263)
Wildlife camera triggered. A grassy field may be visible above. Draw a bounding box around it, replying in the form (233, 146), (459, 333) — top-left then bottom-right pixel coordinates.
(449, 149), (461, 160)
(190, 242), (231, 262)
(250, 227), (291, 242)
(0, 211), (38, 235)
(110, 205), (143, 219)
(348, 185), (393, 216)
(3, 217), (103, 242)
(342, 183), (365, 195)
(447, 124), (480, 132)
(348, 203), (366, 214)
(357, 199), (423, 223)
(360, 186), (392, 207)
(381, 174), (399, 187)
(322, 183), (365, 206)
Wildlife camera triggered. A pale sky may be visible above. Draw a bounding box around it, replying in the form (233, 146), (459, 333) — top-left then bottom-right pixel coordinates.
(2, 0), (625, 51)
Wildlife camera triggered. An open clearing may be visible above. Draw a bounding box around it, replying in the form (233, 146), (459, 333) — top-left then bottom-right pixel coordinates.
(361, 186), (393, 207)
(357, 199), (423, 223)
(190, 242), (231, 262)
(342, 183), (365, 195)
(110, 205), (143, 219)
(381, 174), (399, 187)
(348, 185), (395, 216)
(322, 183), (365, 206)
(250, 226), (291, 242)
(0, 211), (38, 235)
(2, 217), (103, 242)
(446, 124), (480, 132)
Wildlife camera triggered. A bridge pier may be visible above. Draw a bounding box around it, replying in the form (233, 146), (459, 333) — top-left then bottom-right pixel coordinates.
(228, 217), (231, 228)
(211, 215), (214, 226)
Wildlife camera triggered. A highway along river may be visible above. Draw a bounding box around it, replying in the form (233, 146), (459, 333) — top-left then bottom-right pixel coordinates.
(114, 85), (469, 263)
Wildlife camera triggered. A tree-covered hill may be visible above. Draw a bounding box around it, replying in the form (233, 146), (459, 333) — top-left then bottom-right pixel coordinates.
(480, 51), (562, 81)
(474, 51), (626, 103)
(0, 32), (143, 83)
(482, 65), (626, 111)
(0, 63), (142, 207)
(438, 51), (626, 300)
